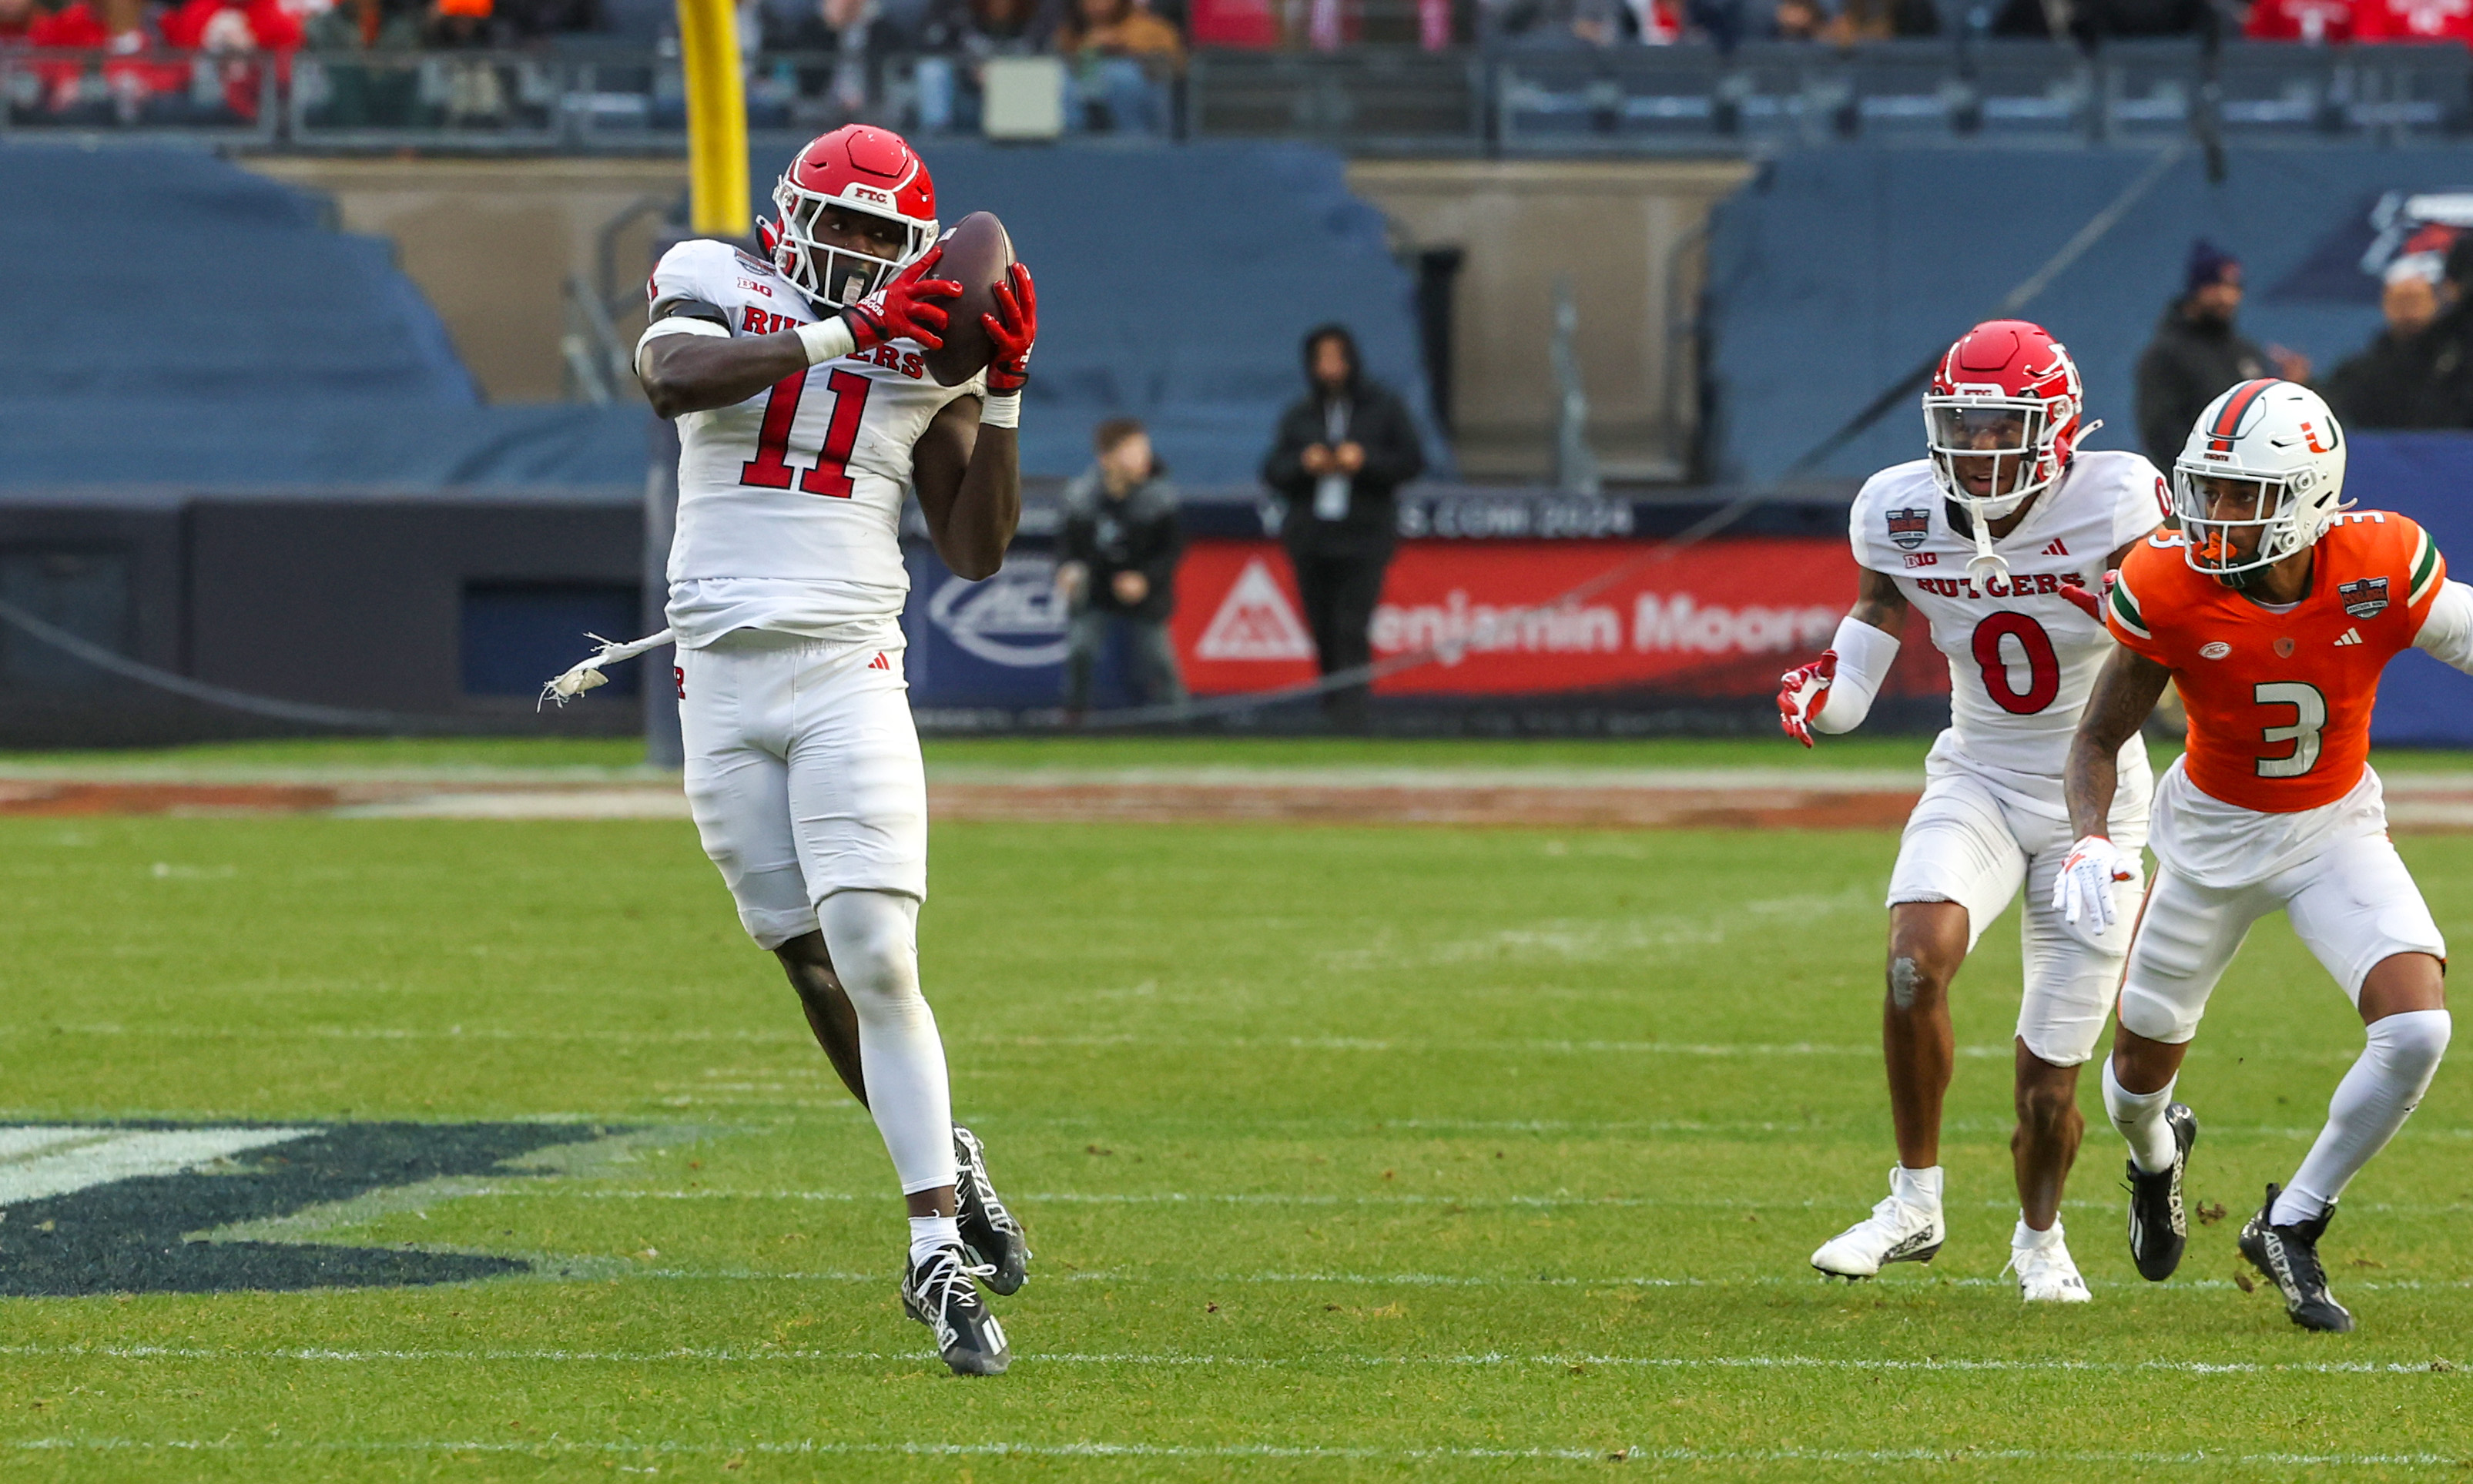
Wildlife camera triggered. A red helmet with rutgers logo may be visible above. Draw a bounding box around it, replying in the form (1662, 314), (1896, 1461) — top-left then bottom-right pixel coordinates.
(1921, 319), (2083, 523)
(766, 125), (940, 311)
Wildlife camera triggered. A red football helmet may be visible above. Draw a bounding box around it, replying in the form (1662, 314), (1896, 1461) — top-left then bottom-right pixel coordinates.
(767, 125), (940, 311)
(1922, 320), (2083, 523)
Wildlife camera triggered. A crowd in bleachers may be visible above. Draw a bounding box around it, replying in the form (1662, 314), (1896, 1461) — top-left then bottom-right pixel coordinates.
(1484, 0), (2472, 48)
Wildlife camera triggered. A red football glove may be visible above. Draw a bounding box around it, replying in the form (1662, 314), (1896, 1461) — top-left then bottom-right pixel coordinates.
(843, 246), (963, 352)
(2059, 569), (2116, 621)
(982, 263), (1036, 394)
(1777, 650), (1838, 748)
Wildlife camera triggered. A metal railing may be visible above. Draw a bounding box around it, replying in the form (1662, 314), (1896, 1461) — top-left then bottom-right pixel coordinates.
(3, 39), (2464, 152)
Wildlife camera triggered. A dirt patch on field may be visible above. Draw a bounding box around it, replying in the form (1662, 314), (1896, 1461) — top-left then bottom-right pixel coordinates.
(0, 781), (345, 816)
(9, 772), (2473, 830)
(926, 781), (1922, 830)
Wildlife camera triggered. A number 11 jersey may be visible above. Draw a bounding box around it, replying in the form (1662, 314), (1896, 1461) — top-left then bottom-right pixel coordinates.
(646, 237), (986, 651)
(1848, 450), (2168, 815)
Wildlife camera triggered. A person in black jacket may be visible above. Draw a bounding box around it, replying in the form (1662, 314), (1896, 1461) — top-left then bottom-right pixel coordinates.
(1058, 417), (1185, 720)
(1260, 323), (1426, 730)
(2324, 259), (2461, 430)
(2134, 240), (2310, 468)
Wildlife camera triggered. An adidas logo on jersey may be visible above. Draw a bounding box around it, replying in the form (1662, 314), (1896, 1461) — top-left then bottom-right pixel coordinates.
(2334, 628), (2364, 647)
(2042, 538), (2069, 557)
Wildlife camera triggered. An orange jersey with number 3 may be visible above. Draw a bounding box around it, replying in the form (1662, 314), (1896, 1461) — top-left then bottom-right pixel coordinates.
(2105, 511), (2445, 812)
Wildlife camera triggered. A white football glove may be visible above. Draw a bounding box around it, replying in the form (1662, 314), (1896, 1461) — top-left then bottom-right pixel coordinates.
(2051, 835), (2135, 942)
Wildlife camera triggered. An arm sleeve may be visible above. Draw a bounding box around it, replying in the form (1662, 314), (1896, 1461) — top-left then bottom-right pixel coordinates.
(1807, 615), (1901, 735)
(2411, 579), (2473, 674)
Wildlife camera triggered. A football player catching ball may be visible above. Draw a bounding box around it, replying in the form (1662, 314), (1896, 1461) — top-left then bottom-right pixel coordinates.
(634, 125), (1034, 1375)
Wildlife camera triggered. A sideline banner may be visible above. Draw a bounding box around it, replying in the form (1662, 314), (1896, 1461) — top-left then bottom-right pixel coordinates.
(1168, 538), (1950, 698)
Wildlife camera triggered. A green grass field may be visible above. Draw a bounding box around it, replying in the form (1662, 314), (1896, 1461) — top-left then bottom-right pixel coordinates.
(2, 780), (2471, 1477)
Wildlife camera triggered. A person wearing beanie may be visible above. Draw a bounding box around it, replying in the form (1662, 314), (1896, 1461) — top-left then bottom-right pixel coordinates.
(2133, 238), (2310, 468)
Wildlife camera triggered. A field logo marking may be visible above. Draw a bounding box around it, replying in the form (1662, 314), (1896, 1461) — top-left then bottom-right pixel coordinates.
(0, 1121), (611, 1298)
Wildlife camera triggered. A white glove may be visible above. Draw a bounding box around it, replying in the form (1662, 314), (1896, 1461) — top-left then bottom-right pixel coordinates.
(2051, 835), (2135, 942)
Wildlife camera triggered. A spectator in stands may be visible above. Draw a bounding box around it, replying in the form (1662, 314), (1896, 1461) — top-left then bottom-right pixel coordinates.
(2352, 0), (2473, 41)
(0, 0), (36, 45)
(1770, 0), (1821, 36)
(1262, 323), (1425, 732)
(1822, 0), (1939, 42)
(2243, 0), (2350, 42)
(1058, 0), (1178, 133)
(159, 0), (302, 119)
(1992, 0), (2210, 41)
(911, 0), (1064, 132)
(780, 0), (903, 119)
(1058, 417), (1186, 722)
(2135, 240), (2310, 470)
(29, 0), (184, 121)
(2419, 234), (2473, 427)
(304, 0), (421, 124)
(2323, 256), (2458, 430)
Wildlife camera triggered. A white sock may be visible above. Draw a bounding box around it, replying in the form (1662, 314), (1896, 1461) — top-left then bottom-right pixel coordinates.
(908, 1214), (961, 1266)
(2103, 1057), (2178, 1174)
(2275, 1009), (2451, 1227)
(2012, 1218), (2063, 1249)
(1892, 1164), (1942, 1209)
(818, 890), (958, 1198)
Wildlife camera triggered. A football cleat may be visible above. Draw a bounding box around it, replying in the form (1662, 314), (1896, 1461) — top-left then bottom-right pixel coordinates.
(2125, 1103), (2199, 1281)
(902, 1243), (1010, 1375)
(1811, 1183), (1945, 1278)
(2238, 1184), (2355, 1333)
(952, 1125), (1030, 1295)
(2003, 1224), (2092, 1303)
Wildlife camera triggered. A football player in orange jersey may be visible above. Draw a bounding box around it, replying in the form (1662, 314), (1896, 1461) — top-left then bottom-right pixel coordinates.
(2057, 379), (2473, 1332)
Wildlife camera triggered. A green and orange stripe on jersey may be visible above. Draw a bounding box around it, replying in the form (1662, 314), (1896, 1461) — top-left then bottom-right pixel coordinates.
(2409, 523), (2443, 606)
(2109, 568), (2150, 641)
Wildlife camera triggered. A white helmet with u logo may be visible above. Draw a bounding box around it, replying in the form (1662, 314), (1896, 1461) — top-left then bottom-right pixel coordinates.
(2173, 378), (2349, 586)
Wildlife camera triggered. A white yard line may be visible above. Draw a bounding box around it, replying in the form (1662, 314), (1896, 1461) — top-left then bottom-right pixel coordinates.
(6, 1438), (2465, 1467)
(0, 1341), (2459, 1378)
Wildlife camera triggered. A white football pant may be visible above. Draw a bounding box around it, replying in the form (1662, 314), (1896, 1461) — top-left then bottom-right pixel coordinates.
(1887, 768), (2147, 1067)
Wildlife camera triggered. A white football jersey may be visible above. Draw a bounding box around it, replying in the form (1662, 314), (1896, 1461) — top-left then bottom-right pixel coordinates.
(643, 238), (984, 650)
(1848, 450), (2170, 814)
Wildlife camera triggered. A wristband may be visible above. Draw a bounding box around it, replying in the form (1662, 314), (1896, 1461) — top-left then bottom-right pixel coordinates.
(978, 390), (1020, 430)
(1808, 615), (1900, 735)
(796, 316), (857, 367)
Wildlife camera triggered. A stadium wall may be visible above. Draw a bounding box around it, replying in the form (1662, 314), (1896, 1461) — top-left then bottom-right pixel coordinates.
(1702, 144), (2472, 484)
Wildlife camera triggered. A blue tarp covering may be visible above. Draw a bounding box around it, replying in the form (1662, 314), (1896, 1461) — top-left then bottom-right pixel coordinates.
(2357, 434), (2473, 747)
(1703, 146), (2473, 484)
(1, 140), (1435, 491)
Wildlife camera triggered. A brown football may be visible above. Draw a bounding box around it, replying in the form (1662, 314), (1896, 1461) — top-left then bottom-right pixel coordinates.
(920, 211), (1016, 388)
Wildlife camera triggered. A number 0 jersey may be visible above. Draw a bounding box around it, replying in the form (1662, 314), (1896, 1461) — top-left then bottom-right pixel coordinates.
(1848, 451), (2169, 816)
(643, 238), (985, 651)
(2107, 512), (2446, 814)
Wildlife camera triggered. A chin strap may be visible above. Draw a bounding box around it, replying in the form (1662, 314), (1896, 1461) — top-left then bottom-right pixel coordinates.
(1966, 520), (2010, 591)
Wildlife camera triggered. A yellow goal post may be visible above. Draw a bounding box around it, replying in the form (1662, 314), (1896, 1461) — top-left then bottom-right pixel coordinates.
(674, 0), (749, 238)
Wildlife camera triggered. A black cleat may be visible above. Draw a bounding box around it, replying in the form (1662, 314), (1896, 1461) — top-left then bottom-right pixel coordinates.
(2125, 1103), (2198, 1281)
(902, 1243), (1011, 1375)
(2237, 1184), (2355, 1333)
(953, 1125), (1030, 1296)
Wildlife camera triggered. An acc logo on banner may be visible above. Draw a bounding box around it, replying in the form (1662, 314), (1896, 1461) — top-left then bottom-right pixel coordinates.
(927, 556), (1071, 668)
